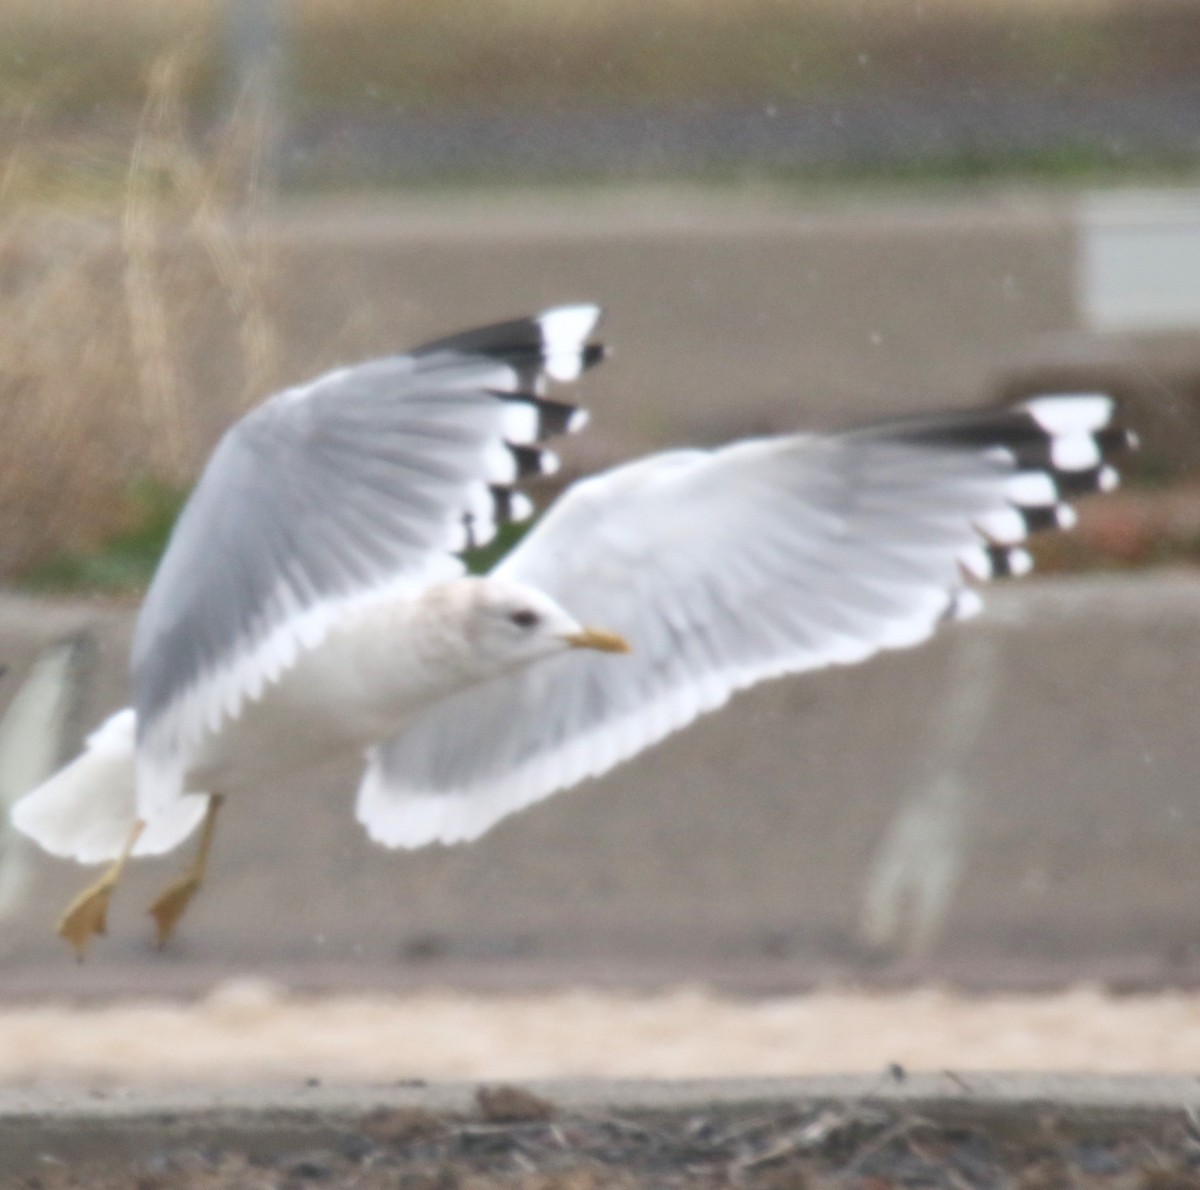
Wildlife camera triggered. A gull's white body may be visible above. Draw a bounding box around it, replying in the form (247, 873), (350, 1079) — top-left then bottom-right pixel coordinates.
(12, 576), (597, 862)
(190, 582), (513, 789)
(11, 302), (1136, 885)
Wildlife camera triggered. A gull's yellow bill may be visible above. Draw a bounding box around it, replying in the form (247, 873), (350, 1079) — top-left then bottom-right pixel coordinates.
(566, 627), (631, 654)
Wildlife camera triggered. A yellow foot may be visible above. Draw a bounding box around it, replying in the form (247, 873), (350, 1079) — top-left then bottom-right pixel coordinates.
(55, 819), (144, 960)
(148, 873), (202, 948)
(57, 878), (116, 960)
(148, 792), (223, 948)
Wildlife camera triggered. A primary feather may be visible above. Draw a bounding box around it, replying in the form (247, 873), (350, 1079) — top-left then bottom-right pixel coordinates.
(356, 392), (1135, 847)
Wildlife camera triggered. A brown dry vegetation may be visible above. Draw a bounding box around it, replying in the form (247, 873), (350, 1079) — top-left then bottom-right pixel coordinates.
(0, 0), (1194, 583)
(0, 58), (278, 581)
(0, 0), (1193, 126)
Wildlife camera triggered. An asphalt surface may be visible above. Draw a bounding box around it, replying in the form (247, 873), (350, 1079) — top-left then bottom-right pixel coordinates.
(287, 83), (1200, 183)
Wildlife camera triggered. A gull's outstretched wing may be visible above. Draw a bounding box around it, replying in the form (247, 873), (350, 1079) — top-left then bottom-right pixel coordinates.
(132, 305), (603, 797)
(357, 394), (1135, 848)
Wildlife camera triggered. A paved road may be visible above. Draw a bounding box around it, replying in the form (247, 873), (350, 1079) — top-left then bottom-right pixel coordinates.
(286, 84), (1200, 182)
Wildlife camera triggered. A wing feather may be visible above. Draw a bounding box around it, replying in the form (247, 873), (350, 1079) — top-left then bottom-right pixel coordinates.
(132, 306), (603, 812)
(356, 396), (1135, 847)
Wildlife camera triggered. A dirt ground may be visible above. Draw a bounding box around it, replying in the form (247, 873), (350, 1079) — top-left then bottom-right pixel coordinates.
(10, 1073), (1200, 1189)
(20, 1102), (1200, 1189)
(6, 983), (1200, 1087)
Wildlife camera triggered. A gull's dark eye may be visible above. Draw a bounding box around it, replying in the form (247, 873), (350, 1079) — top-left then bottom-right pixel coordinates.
(509, 609), (540, 629)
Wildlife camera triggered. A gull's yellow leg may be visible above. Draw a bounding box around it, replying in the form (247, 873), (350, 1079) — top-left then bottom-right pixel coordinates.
(58, 819), (145, 960)
(147, 793), (224, 948)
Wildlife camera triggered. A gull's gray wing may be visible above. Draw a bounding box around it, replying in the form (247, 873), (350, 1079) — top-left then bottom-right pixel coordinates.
(132, 305), (602, 786)
(356, 394), (1135, 848)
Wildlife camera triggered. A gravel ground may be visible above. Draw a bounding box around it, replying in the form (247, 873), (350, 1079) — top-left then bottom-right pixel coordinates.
(8, 1075), (1200, 1188)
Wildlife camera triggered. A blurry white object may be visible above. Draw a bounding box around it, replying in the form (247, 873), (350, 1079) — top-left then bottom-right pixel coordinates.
(858, 630), (998, 959)
(0, 636), (90, 919)
(1080, 190), (1200, 332)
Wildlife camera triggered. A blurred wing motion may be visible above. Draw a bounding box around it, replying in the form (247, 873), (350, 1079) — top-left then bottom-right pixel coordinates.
(0, 636), (89, 812)
(0, 636), (91, 907)
(358, 394), (1134, 847)
(131, 306), (602, 810)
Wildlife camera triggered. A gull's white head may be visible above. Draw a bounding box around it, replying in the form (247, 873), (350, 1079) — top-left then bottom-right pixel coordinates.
(455, 578), (630, 672)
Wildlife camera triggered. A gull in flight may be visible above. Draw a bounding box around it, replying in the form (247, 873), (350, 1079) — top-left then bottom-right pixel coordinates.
(10, 304), (1135, 955)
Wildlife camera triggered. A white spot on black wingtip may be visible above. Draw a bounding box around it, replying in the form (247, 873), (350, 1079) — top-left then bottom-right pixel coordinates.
(975, 507), (1028, 545)
(494, 393), (589, 442)
(958, 544), (992, 581)
(500, 401), (540, 445)
(537, 304), (602, 382)
(483, 441), (518, 485)
(1050, 432), (1102, 472)
(1055, 503), (1079, 531)
(1007, 547), (1033, 576)
(1023, 393), (1114, 435)
(1005, 471), (1058, 507)
(948, 588), (984, 621)
(882, 393), (1134, 577)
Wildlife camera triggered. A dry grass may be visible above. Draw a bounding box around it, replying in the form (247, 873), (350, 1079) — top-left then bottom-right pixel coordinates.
(0, 56), (279, 582)
(288, 0), (1172, 112)
(0, 0), (1189, 581)
(0, 0), (218, 121)
(0, 0), (1188, 125)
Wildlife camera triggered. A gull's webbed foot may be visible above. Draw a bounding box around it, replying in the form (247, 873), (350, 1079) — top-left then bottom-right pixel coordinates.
(147, 793), (223, 948)
(148, 873), (201, 948)
(58, 876), (117, 959)
(57, 819), (145, 960)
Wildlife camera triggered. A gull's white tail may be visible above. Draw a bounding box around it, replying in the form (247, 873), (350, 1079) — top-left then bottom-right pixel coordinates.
(10, 709), (207, 864)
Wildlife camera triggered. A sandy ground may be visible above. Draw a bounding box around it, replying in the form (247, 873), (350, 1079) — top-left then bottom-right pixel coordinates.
(4, 982), (1200, 1087)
